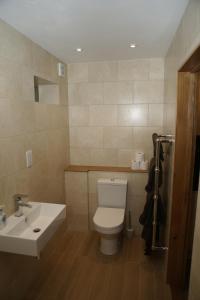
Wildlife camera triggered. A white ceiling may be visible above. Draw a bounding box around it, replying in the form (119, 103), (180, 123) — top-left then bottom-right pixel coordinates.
(0, 0), (189, 63)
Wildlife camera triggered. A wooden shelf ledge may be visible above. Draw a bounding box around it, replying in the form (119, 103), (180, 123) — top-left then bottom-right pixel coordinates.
(65, 165), (148, 173)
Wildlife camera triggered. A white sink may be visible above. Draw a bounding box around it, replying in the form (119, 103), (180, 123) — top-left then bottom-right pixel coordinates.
(0, 202), (66, 258)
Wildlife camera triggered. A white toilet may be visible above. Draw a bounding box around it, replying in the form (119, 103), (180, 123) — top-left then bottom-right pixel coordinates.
(93, 178), (127, 255)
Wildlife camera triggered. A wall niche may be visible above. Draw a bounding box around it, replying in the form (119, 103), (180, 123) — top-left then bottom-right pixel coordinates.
(34, 76), (59, 104)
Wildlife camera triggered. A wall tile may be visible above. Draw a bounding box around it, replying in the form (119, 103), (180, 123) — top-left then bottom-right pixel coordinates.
(70, 147), (91, 165)
(68, 60), (164, 166)
(70, 127), (103, 148)
(90, 148), (118, 166)
(103, 82), (132, 104)
(0, 20), (69, 215)
(67, 63), (88, 83)
(148, 104), (164, 126)
(118, 104), (148, 126)
(89, 105), (117, 126)
(117, 149), (134, 167)
(65, 172), (88, 230)
(0, 99), (12, 138)
(69, 106), (89, 126)
(134, 80), (164, 103)
(68, 82), (103, 105)
(88, 61), (118, 82)
(0, 175), (16, 215)
(103, 127), (133, 149)
(149, 58), (164, 80)
(133, 126), (163, 155)
(0, 138), (14, 178)
(118, 59), (149, 81)
(87, 83), (104, 104)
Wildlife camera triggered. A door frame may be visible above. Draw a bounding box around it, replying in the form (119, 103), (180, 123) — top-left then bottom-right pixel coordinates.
(167, 46), (200, 289)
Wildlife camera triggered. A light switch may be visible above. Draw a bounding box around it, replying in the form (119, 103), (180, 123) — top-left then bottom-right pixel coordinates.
(26, 150), (32, 168)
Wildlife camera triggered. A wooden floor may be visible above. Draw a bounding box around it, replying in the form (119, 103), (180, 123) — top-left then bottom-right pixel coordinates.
(0, 221), (172, 300)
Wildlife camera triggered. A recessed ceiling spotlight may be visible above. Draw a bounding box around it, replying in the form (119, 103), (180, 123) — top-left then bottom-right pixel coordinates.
(76, 48), (83, 52)
(130, 43), (136, 48)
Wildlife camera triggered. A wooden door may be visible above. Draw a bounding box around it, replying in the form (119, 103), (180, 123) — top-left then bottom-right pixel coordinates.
(167, 64), (200, 288)
(167, 72), (199, 288)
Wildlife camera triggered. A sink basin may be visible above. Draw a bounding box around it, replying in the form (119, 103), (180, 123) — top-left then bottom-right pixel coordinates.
(0, 202), (66, 257)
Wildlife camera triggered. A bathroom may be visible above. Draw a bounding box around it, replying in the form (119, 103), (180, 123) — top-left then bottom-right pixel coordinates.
(0, 0), (200, 299)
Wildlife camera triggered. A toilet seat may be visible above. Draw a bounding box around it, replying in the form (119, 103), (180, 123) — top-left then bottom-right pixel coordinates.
(93, 207), (125, 235)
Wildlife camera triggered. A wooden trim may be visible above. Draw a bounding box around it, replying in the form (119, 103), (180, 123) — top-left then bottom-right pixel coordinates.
(167, 72), (197, 287)
(65, 165), (148, 173)
(180, 45), (200, 73)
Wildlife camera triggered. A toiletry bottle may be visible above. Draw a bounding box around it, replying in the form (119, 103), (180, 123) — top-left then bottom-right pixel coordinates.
(0, 206), (6, 229)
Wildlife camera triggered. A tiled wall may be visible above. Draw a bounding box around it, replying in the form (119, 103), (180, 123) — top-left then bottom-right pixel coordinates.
(65, 170), (147, 235)
(0, 19), (69, 215)
(68, 59), (164, 166)
(163, 0), (200, 299)
(65, 171), (89, 231)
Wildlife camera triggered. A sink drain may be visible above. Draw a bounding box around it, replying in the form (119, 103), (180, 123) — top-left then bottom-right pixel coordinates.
(33, 228), (41, 233)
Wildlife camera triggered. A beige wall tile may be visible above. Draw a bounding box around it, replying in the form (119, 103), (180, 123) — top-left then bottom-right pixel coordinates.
(133, 126), (163, 155)
(21, 66), (35, 101)
(69, 106), (89, 126)
(65, 171), (88, 230)
(118, 104), (148, 126)
(118, 60), (135, 81)
(127, 174), (147, 197)
(103, 82), (132, 104)
(89, 105), (117, 126)
(126, 195), (146, 235)
(0, 138), (15, 177)
(0, 99), (12, 138)
(68, 63), (88, 83)
(149, 58), (164, 80)
(117, 149), (134, 167)
(35, 103), (48, 131)
(10, 100), (36, 135)
(67, 59), (164, 166)
(118, 59), (149, 81)
(90, 148), (118, 166)
(87, 82), (104, 104)
(88, 61), (118, 82)
(68, 82), (103, 105)
(70, 147), (91, 165)
(103, 127), (133, 149)
(133, 59), (150, 80)
(0, 175), (16, 215)
(148, 104), (164, 126)
(0, 20), (69, 216)
(134, 80), (164, 103)
(68, 83), (84, 105)
(70, 126), (103, 148)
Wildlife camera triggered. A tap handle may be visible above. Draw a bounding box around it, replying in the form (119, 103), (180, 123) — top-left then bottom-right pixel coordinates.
(13, 194), (29, 202)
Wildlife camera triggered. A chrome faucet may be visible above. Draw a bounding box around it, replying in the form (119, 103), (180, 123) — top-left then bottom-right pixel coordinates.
(13, 194), (32, 217)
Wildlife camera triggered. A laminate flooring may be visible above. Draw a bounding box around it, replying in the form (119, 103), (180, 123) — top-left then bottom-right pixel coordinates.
(0, 221), (172, 300)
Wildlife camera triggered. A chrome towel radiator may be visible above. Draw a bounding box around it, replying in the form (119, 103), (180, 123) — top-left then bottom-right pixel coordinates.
(152, 134), (175, 251)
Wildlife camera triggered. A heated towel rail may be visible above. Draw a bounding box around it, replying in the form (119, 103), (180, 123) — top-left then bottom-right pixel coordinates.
(152, 134), (175, 251)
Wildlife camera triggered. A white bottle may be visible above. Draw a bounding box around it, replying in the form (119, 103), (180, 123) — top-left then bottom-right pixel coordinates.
(0, 206), (6, 229)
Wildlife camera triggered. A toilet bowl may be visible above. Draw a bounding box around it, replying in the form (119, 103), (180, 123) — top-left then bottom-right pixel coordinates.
(93, 178), (127, 255)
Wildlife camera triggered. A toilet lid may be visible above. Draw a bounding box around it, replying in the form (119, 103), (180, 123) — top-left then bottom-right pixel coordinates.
(93, 207), (125, 229)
